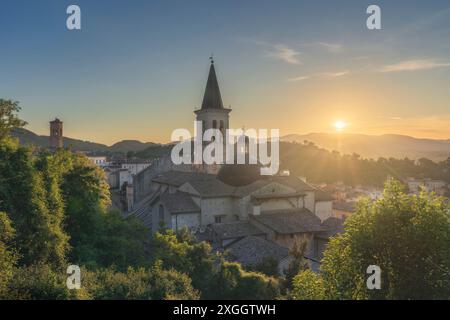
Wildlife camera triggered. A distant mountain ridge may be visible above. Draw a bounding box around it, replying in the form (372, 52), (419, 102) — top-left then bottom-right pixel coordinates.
(282, 133), (450, 161)
(11, 128), (155, 153)
(11, 128), (450, 160)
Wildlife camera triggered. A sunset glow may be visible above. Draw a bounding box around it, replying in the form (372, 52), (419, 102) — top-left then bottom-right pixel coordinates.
(333, 120), (347, 131)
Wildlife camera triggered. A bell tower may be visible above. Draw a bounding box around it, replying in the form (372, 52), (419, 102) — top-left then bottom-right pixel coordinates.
(195, 58), (232, 136)
(49, 118), (63, 149)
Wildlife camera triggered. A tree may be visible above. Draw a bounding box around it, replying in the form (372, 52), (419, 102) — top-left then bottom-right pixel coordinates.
(82, 262), (200, 300)
(319, 179), (450, 299)
(250, 257), (280, 277)
(0, 141), (68, 268)
(0, 99), (27, 140)
(283, 240), (308, 289)
(150, 229), (216, 297)
(60, 155), (110, 267)
(210, 260), (280, 300)
(58, 152), (150, 270)
(7, 262), (83, 300)
(0, 212), (17, 298)
(291, 270), (326, 300)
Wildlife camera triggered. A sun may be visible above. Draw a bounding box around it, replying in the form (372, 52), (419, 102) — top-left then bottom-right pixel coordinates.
(333, 120), (347, 131)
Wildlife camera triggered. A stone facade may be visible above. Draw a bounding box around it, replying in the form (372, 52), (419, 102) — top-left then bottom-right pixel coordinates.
(49, 118), (63, 149)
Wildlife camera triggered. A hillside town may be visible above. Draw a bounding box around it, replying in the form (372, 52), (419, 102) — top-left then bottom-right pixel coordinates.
(45, 61), (450, 275)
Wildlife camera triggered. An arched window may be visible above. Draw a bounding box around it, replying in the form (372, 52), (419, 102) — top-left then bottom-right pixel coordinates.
(158, 205), (165, 223)
(220, 120), (224, 132)
(212, 120), (217, 129)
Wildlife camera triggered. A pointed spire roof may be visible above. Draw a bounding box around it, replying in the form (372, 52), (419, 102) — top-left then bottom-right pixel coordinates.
(201, 58), (224, 110)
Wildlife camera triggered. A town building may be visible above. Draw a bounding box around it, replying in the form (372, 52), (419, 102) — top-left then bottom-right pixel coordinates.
(121, 161), (152, 176)
(406, 177), (448, 195)
(88, 156), (108, 167)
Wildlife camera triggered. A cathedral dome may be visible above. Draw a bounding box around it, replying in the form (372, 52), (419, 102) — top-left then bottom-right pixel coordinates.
(217, 163), (264, 187)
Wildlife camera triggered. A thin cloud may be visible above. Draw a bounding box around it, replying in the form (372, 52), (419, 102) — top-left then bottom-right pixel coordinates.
(266, 44), (302, 65)
(377, 116), (403, 121)
(381, 59), (450, 72)
(241, 38), (302, 65)
(288, 75), (310, 82)
(317, 42), (344, 53)
(317, 70), (350, 78)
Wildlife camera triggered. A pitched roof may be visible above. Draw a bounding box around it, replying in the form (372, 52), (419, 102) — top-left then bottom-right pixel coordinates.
(210, 221), (265, 240)
(159, 192), (200, 214)
(201, 61), (224, 110)
(252, 208), (324, 234)
(316, 217), (345, 239)
(186, 179), (236, 197)
(152, 171), (316, 199)
(227, 236), (289, 266)
(270, 176), (316, 192)
(233, 176), (316, 197)
(315, 189), (334, 202)
(128, 191), (159, 230)
(152, 170), (215, 187)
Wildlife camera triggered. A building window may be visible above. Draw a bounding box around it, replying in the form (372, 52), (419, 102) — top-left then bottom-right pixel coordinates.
(214, 215), (224, 223)
(220, 120), (224, 132)
(158, 205), (165, 223)
(212, 120), (217, 129)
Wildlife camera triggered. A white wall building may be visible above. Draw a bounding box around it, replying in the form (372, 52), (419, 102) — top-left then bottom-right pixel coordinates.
(88, 156), (108, 167)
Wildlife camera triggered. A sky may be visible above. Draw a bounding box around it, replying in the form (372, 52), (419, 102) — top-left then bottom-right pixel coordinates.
(1, 0), (450, 145)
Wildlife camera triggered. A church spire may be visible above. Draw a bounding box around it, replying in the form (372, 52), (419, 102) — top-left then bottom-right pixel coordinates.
(201, 57), (224, 110)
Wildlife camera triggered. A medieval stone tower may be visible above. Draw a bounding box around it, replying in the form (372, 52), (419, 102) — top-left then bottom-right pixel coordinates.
(49, 118), (63, 149)
(195, 58), (232, 135)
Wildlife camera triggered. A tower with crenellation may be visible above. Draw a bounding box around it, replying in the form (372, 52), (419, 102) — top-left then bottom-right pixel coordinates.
(49, 118), (63, 149)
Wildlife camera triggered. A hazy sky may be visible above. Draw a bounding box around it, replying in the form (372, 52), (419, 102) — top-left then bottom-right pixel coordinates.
(1, 0), (450, 144)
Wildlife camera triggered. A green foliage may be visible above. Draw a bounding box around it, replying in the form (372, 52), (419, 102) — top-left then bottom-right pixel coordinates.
(0, 212), (17, 298)
(134, 144), (172, 160)
(319, 179), (450, 299)
(89, 211), (150, 270)
(82, 262), (199, 300)
(0, 99), (27, 141)
(280, 142), (450, 186)
(211, 260), (280, 300)
(150, 229), (281, 299)
(283, 241), (308, 290)
(7, 263), (76, 300)
(0, 142), (68, 268)
(291, 270), (326, 300)
(150, 229), (216, 297)
(148, 262), (200, 300)
(45, 150), (150, 270)
(250, 257), (280, 277)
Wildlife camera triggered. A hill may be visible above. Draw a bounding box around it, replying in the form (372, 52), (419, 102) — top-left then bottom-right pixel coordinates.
(109, 140), (157, 153)
(11, 128), (158, 154)
(12, 128), (109, 152)
(281, 133), (450, 161)
(12, 128), (450, 161)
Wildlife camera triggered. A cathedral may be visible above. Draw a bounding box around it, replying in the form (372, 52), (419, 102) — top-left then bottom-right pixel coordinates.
(129, 59), (341, 273)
